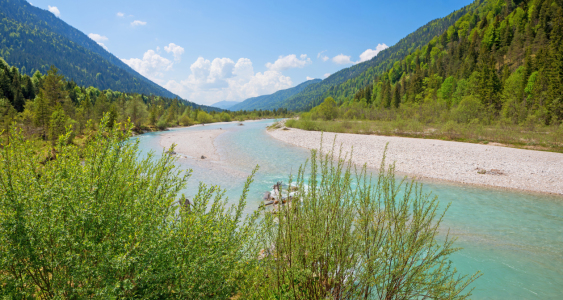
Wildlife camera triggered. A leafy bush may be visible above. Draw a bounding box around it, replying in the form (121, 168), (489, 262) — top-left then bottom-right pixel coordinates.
(156, 114), (168, 130)
(244, 146), (480, 299)
(452, 95), (484, 123)
(0, 116), (260, 299)
(219, 112), (232, 122)
(197, 111), (213, 124)
(178, 114), (194, 126)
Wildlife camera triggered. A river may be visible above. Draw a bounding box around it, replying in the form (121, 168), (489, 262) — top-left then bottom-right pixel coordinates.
(132, 119), (563, 299)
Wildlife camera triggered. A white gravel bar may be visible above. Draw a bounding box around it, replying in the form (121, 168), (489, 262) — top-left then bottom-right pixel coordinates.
(267, 127), (563, 196)
(160, 128), (225, 162)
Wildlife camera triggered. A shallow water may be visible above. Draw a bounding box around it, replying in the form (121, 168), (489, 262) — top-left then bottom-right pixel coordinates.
(133, 119), (563, 299)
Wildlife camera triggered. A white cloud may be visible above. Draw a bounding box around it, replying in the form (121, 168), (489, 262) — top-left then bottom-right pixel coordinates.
(266, 54), (312, 71)
(317, 50), (329, 62)
(164, 43), (185, 61)
(98, 43), (109, 51)
(117, 12), (125, 17)
(121, 49), (173, 81)
(175, 56), (293, 105)
(306, 76), (314, 81)
(164, 80), (184, 95)
(358, 43), (389, 63)
(131, 20), (147, 26)
(88, 33), (108, 42)
(332, 54), (353, 65)
(88, 33), (109, 51)
(324, 73), (331, 78)
(48, 5), (60, 17)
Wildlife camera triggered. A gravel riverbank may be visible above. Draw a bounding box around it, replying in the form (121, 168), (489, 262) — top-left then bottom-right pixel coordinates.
(160, 128), (225, 162)
(267, 126), (563, 195)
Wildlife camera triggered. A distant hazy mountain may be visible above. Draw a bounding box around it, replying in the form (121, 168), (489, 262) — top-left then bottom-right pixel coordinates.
(0, 0), (181, 99)
(230, 79), (322, 111)
(211, 101), (241, 110)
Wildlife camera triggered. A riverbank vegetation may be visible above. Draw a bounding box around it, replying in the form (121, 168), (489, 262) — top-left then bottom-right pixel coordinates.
(0, 58), (293, 145)
(286, 110), (563, 152)
(286, 0), (563, 152)
(0, 118), (479, 299)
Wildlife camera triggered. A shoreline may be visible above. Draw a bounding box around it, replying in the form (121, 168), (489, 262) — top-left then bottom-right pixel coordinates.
(267, 124), (563, 196)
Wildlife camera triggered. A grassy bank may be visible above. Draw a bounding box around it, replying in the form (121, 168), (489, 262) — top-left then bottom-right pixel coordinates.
(285, 118), (563, 153)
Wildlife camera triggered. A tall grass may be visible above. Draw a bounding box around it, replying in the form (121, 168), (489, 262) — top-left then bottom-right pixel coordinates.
(286, 118), (563, 152)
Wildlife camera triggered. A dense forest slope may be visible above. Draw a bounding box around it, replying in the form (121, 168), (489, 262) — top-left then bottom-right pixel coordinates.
(332, 0), (563, 124)
(229, 79), (321, 111)
(274, 1), (481, 111)
(0, 0), (180, 99)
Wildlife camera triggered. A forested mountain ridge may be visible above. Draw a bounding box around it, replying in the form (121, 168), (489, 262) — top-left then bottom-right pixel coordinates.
(229, 79), (321, 111)
(335, 0), (563, 124)
(0, 0), (180, 99)
(277, 1), (481, 111)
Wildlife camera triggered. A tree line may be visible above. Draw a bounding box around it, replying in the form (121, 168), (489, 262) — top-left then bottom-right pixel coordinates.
(0, 59), (291, 143)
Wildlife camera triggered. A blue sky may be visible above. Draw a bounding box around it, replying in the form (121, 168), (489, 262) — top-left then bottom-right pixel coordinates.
(29, 0), (473, 105)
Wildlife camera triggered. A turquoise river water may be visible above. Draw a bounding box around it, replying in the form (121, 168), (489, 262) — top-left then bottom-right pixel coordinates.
(132, 119), (563, 299)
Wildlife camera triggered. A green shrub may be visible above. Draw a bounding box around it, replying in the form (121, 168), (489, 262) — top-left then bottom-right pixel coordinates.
(156, 114), (168, 130)
(197, 111), (213, 124)
(0, 116), (260, 299)
(219, 112), (232, 122)
(244, 146), (480, 299)
(178, 114), (194, 126)
(452, 95), (484, 123)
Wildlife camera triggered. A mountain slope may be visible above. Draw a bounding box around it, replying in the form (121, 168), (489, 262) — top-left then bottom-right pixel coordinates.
(230, 79), (322, 111)
(301, 0), (563, 125)
(276, 1), (481, 111)
(0, 0), (179, 99)
(211, 101), (241, 110)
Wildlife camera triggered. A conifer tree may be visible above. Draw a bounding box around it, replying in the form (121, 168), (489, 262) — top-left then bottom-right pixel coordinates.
(42, 66), (68, 107)
(34, 91), (51, 139)
(11, 72), (25, 112)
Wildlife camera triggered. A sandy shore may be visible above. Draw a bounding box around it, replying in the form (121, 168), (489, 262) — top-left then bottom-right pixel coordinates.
(267, 126), (563, 195)
(160, 128), (225, 161)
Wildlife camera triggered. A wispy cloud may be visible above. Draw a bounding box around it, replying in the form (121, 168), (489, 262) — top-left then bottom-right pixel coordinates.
(131, 20), (147, 26)
(117, 12), (125, 17)
(164, 43), (185, 61)
(88, 33), (109, 51)
(332, 54), (353, 65)
(266, 54), (312, 71)
(317, 50), (329, 62)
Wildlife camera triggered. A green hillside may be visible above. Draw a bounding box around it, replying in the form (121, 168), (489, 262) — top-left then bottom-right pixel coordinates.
(287, 0), (563, 151)
(229, 79), (321, 111)
(334, 0), (563, 123)
(276, 1), (480, 111)
(0, 0), (180, 99)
